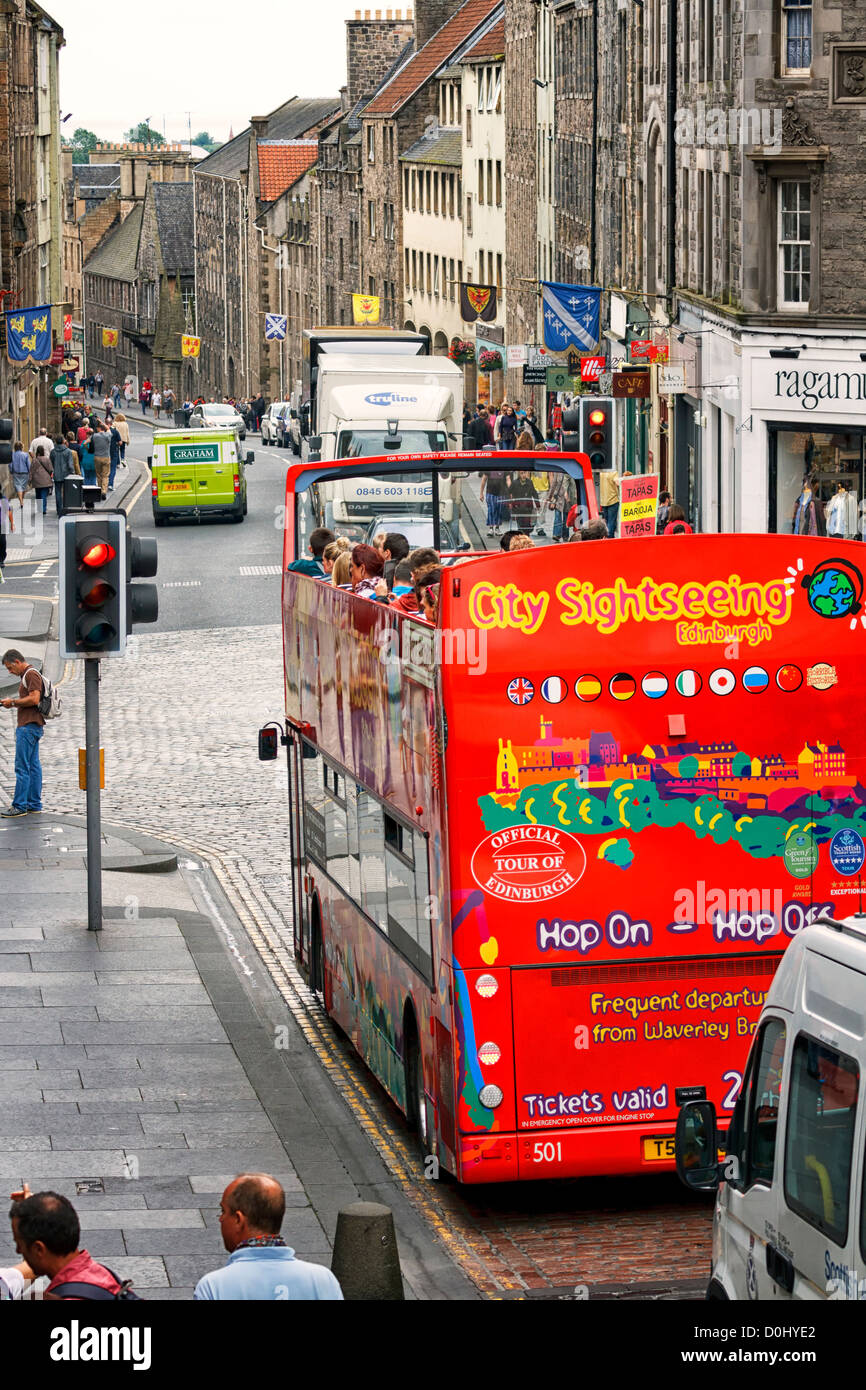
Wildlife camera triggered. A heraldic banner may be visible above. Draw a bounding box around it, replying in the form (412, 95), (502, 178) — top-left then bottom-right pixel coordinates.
(102, 327), (119, 348)
(352, 294), (380, 325)
(181, 335), (201, 358)
(459, 283), (498, 323)
(6, 305), (52, 366)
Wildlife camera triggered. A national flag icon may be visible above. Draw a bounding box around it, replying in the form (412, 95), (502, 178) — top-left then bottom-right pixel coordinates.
(743, 666), (769, 693)
(575, 673), (602, 702)
(641, 671), (668, 700)
(709, 667), (736, 696)
(541, 675), (568, 704)
(675, 669), (702, 697)
(609, 673), (636, 702)
(507, 677), (535, 705)
(776, 664), (803, 693)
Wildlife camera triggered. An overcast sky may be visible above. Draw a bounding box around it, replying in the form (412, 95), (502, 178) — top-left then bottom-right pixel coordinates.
(49, 0), (360, 143)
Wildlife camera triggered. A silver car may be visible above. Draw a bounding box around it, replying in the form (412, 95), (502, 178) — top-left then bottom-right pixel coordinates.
(261, 401), (291, 446)
(188, 401), (246, 440)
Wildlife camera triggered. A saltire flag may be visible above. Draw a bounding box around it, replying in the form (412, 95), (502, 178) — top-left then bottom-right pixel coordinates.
(102, 327), (118, 348)
(541, 281), (602, 352)
(181, 335), (201, 358)
(264, 313), (287, 340)
(574, 674), (602, 702)
(641, 672), (668, 700)
(352, 294), (380, 324)
(6, 306), (52, 365)
(460, 283), (497, 323)
(507, 677), (534, 705)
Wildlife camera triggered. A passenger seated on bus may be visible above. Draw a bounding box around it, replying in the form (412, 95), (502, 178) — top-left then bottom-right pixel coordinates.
(318, 535), (351, 580)
(389, 559), (414, 601)
(331, 551), (353, 588)
(391, 548), (439, 616)
(350, 544), (387, 600)
(381, 532), (410, 589)
(509, 533), (534, 552)
(288, 527), (335, 578)
(499, 530), (528, 552)
(579, 518), (609, 541)
(416, 568), (442, 625)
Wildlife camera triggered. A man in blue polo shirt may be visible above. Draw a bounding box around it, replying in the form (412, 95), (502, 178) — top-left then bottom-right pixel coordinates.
(288, 527), (335, 578)
(194, 1174), (343, 1301)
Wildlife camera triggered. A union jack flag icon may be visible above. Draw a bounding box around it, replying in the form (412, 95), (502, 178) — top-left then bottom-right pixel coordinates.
(507, 677), (535, 705)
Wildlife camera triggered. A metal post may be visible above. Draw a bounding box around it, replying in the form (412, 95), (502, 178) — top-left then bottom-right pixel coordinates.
(84, 658), (102, 931)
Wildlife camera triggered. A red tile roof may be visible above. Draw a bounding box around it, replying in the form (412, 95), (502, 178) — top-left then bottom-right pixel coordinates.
(462, 16), (504, 61)
(364, 0), (502, 117)
(257, 141), (318, 202)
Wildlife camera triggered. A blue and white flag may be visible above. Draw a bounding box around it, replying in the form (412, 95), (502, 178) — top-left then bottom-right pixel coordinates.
(6, 304), (52, 366)
(541, 282), (601, 352)
(264, 313), (287, 341)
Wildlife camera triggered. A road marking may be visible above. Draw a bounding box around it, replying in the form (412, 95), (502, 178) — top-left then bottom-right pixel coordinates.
(4, 550), (33, 561)
(239, 565), (281, 576)
(32, 560), (54, 579)
(162, 580), (202, 588)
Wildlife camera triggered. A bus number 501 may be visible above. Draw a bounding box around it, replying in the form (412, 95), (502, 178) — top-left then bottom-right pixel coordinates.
(533, 1141), (562, 1163)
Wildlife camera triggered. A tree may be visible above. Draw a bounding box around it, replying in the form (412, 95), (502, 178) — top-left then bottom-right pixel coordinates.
(67, 127), (98, 162)
(192, 130), (215, 147)
(124, 122), (165, 146)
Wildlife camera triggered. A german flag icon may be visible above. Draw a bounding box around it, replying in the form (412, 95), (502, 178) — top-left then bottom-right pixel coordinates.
(609, 673), (636, 702)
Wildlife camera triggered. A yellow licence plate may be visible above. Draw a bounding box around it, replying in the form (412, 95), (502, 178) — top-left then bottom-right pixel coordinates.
(164, 482), (192, 492)
(642, 1135), (676, 1162)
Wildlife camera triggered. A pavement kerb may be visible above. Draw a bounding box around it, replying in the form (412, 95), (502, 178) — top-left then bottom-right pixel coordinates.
(28, 810), (481, 1299)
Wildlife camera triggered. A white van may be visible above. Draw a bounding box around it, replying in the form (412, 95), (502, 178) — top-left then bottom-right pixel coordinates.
(676, 914), (866, 1300)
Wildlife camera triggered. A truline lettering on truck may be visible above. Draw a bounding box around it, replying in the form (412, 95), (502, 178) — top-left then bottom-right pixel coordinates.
(363, 391), (419, 406)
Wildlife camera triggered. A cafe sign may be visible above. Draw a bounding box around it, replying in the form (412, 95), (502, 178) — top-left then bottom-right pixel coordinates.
(751, 358), (866, 419)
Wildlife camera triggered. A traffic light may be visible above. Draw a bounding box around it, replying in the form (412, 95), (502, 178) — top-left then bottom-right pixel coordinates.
(561, 406), (581, 454)
(578, 397), (614, 472)
(580, 397), (613, 472)
(0, 418), (11, 467)
(126, 527), (158, 632)
(59, 514), (126, 657)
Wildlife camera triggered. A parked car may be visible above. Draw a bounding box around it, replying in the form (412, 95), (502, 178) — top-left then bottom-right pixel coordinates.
(276, 403), (300, 453)
(188, 401), (246, 440)
(261, 401), (291, 446)
(364, 514), (459, 552)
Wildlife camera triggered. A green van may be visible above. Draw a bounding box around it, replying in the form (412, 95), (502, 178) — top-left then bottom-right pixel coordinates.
(149, 428), (253, 525)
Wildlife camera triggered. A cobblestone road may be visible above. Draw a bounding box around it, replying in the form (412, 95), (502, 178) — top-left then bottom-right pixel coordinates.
(0, 621), (712, 1298)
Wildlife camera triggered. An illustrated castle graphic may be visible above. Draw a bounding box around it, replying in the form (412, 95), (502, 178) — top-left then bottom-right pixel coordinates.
(492, 717), (850, 812)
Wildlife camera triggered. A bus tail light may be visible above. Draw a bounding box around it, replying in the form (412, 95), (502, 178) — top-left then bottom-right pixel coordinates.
(476, 973), (498, 998)
(478, 1041), (501, 1065)
(479, 1084), (504, 1109)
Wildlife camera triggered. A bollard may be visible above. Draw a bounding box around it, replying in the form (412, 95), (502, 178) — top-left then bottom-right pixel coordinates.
(330, 1201), (404, 1300)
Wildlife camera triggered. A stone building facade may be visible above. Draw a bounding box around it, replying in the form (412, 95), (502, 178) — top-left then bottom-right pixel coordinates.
(0, 0), (64, 438)
(82, 202), (143, 393)
(504, 0), (538, 402)
(135, 181), (195, 399)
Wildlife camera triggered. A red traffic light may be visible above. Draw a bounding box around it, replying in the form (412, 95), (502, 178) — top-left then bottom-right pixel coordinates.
(79, 538), (116, 567)
(588, 409), (607, 427)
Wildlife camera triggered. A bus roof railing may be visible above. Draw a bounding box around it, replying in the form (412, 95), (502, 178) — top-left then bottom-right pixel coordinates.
(285, 449), (596, 495)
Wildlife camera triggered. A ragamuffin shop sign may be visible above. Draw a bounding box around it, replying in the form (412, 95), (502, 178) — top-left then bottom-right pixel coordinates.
(751, 358), (866, 418)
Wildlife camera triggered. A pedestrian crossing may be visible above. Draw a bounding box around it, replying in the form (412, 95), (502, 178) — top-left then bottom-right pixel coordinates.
(239, 565), (282, 577)
(162, 580), (202, 588)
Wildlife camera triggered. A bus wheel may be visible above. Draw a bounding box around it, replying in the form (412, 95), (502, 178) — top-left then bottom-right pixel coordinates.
(404, 1012), (429, 1151)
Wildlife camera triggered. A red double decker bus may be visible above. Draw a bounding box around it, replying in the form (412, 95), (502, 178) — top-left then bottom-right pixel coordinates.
(272, 450), (865, 1182)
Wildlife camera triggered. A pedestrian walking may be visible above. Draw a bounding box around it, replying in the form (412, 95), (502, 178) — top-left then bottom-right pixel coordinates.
(107, 421), (121, 491)
(0, 490), (13, 579)
(103, 394), (114, 423)
(545, 466), (576, 542)
(151, 389), (162, 420)
(28, 426), (54, 465)
(90, 424), (111, 498)
(94, 370), (104, 396)
(9, 442), (29, 514)
(1, 651), (47, 816)
(599, 470), (620, 538)
(123, 380), (134, 408)
(163, 386), (175, 419)
(479, 467), (507, 535)
(505, 469), (540, 532)
(29, 446), (53, 515)
(112, 412), (129, 479)
(495, 403), (518, 451)
(50, 435), (80, 515)
(7, 1184), (139, 1299)
(80, 431), (97, 488)
(194, 1175), (343, 1301)
(111, 382), (122, 408)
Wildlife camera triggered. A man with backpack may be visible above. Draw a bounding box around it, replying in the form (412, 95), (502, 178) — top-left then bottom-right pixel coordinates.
(1, 649), (49, 816)
(8, 1186), (139, 1300)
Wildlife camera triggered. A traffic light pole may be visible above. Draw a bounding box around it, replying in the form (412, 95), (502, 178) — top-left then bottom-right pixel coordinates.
(84, 658), (102, 931)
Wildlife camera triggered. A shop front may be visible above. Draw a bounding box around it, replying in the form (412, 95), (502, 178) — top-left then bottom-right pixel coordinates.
(742, 349), (866, 536)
